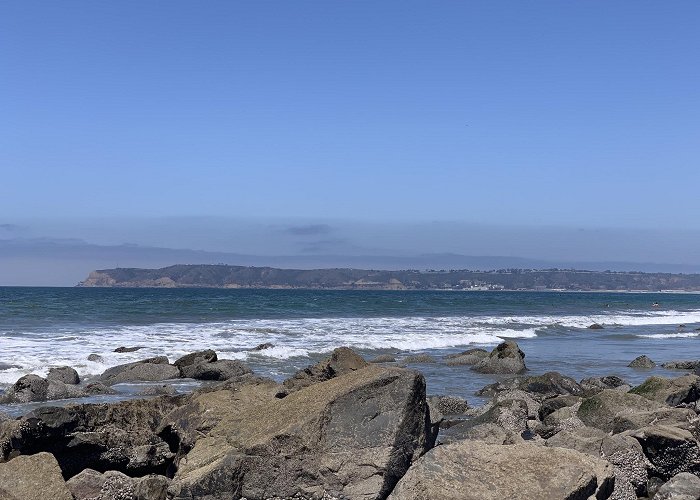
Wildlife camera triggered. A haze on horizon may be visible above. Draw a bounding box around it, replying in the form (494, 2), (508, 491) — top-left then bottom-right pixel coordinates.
(1, 2), (699, 285)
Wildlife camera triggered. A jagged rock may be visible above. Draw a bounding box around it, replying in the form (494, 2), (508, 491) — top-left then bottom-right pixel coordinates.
(173, 350), (217, 370)
(477, 371), (582, 399)
(87, 354), (104, 363)
(628, 355), (656, 369)
(471, 341), (527, 374)
(588, 323), (604, 329)
(388, 441), (614, 500)
(539, 402), (584, 438)
(427, 395), (469, 415)
(251, 343), (274, 351)
(97, 356), (180, 385)
(612, 407), (696, 434)
(580, 375), (629, 396)
(114, 346), (144, 353)
(180, 359), (252, 381)
(0, 452), (73, 500)
(654, 472), (700, 500)
(403, 354), (437, 364)
(3, 397), (182, 478)
(0, 374), (84, 404)
(444, 348), (488, 366)
(577, 389), (663, 432)
(280, 346), (369, 395)
(628, 425), (700, 480)
(46, 366), (80, 385)
(491, 389), (541, 419)
(629, 374), (700, 406)
(163, 363), (435, 499)
(66, 468), (105, 499)
(369, 354), (396, 363)
(538, 395), (582, 420)
(662, 360), (700, 371)
(600, 434), (648, 497)
(442, 398), (530, 444)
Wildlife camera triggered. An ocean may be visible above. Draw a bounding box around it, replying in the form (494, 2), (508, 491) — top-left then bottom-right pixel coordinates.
(1, 287), (699, 414)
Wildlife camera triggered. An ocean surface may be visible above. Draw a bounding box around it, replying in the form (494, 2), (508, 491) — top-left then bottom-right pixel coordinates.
(1, 287), (699, 414)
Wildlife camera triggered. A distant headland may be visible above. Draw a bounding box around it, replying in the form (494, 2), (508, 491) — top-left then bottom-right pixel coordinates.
(78, 264), (700, 291)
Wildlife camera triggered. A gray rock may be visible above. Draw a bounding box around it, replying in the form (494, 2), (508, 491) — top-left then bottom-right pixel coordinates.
(477, 371), (582, 399)
(173, 349), (217, 369)
(280, 346), (369, 395)
(403, 354), (437, 364)
(98, 356), (180, 385)
(580, 375), (629, 397)
(138, 384), (178, 396)
(471, 340), (527, 374)
(545, 425), (609, 456)
(612, 407), (696, 434)
(443, 398), (530, 444)
(629, 374), (700, 406)
(539, 402), (584, 438)
(600, 434), (648, 497)
(444, 348), (488, 366)
(47, 366), (80, 385)
(369, 354), (396, 363)
(588, 323), (604, 329)
(66, 468), (105, 499)
(628, 425), (700, 480)
(179, 359), (252, 381)
(655, 472), (700, 500)
(87, 354), (104, 362)
(388, 441), (614, 500)
(84, 382), (117, 395)
(135, 474), (169, 500)
(662, 360), (700, 370)
(628, 355), (656, 369)
(427, 395), (469, 415)
(577, 389), (663, 432)
(0, 374), (84, 403)
(251, 342), (274, 351)
(538, 395), (582, 420)
(0, 452), (73, 500)
(114, 346), (144, 353)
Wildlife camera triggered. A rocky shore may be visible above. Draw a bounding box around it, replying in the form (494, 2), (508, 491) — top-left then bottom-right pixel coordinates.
(1, 342), (700, 499)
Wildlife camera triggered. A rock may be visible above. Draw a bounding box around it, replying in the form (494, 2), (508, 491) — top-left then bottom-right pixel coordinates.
(114, 346), (144, 353)
(612, 407), (696, 434)
(427, 395), (469, 415)
(179, 359), (252, 381)
(655, 472), (700, 500)
(135, 474), (169, 500)
(444, 348), (488, 366)
(66, 468), (105, 499)
(138, 384), (178, 396)
(662, 360), (700, 370)
(84, 382), (117, 395)
(539, 402), (584, 438)
(173, 350), (217, 369)
(538, 395), (582, 420)
(251, 342), (274, 351)
(0, 452), (73, 500)
(545, 425), (610, 456)
(628, 425), (700, 480)
(442, 398), (530, 444)
(403, 354), (437, 364)
(471, 341), (527, 374)
(0, 374), (84, 404)
(280, 346), (369, 395)
(97, 356), (180, 385)
(369, 354), (396, 363)
(577, 389), (663, 432)
(3, 397), (182, 478)
(87, 354), (104, 362)
(580, 375), (629, 396)
(46, 366), (80, 385)
(629, 374), (700, 406)
(477, 371), (582, 399)
(628, 355), (656, 369)
(600, 434), (649, 497)
(388, 441), (614, 500)
(164, 363), (435, 499)
(588, 323), (604, 329)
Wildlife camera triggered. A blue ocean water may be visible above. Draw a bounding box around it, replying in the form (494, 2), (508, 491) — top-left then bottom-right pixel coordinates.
(1, 287), (699, 412)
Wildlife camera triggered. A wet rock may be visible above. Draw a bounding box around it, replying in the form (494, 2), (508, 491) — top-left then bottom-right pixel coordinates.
(164, 363), (435, 500)
(629, 374), (700, 406)
(477, 371), (582, 399)
(403, 354), (437, 364)
(628, 355), (656, 369)
(444, 348), (488, 366)
(588, 323), (604, 329)
(180, 359), (252, 381)
(173, 350), (217, 370)
(138, 385), (178, 396)
(251, 342), (274, 351)
(654, 472), (700, 500)
(0, 374), (84, 404)
(628, 425), (700, 480)
(113, 346), (144, 353)
(98, 356), (180, 385)
(84, 382), (117, 395)
(471, 341), (527, 374)
(87, 354), (104, 363)
(47, 366), (80, 385)
(388, 441), (614, 500)
(0, 452), (73, 500)
(580, 375), (629, 397)
(369, 354), (396, 363)
(280, 346), (368, 395)
(577, 389), (663, 432)
(662, 360), (700, 371)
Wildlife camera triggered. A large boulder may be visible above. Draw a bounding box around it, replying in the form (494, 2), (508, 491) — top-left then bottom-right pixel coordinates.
(662, 360), (700, 371)
(628, 425), (700, 480)
(3, 396), (182, 478)
(46, 366), (80, 385)
(179, 359), (252, 381)
(173, 350), (217, 371)
(545, 426), (610, 456)
(471, 341), (527, 374)
(629, 374), (700, 406)
(97, 356), (180, 385)
(67, 468), (169, 500)
(0, 452), (73, 500)
(612, 407), (696, 434)
(577, 389), (663, 432)
(580, 376), (629, 397)
(441, 398), (530, 444)
(628, 355), (656, 369)
(387, 441), (614, 500)
(654, 472), (700, 500)
(280, 346), (369, 394)
(0, 374), (84, 404)
(477, 372), (582, 399)
(444, 348), (489, 366)
(163, 363), (435, 499)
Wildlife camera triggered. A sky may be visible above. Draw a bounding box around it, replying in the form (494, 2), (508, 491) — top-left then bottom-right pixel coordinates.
(1, 2), (700, 284)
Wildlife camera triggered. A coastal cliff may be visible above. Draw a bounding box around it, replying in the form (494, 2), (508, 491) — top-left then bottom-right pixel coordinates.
(78, 264), (700, 291)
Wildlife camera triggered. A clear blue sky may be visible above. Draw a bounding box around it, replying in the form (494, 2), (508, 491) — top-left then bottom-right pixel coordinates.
(2, 1), (699, 229)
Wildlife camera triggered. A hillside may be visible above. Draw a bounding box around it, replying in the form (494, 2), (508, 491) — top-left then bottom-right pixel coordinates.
(78, 265), (700, 291)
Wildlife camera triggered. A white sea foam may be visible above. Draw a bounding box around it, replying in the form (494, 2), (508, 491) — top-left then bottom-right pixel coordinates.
(637, 331), (700, 339)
